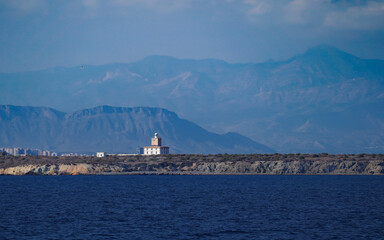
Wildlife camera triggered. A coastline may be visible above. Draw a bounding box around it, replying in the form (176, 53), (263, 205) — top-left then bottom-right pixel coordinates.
(1, 154), (383, 175)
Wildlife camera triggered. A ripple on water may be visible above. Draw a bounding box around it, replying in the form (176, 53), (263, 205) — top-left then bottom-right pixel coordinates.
(0, 175), (383, 239)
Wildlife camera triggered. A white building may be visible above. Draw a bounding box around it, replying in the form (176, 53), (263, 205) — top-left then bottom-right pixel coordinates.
(96, 152), (107, 157)
(43, 150), (50, 156)
(143, 133), (169, 155)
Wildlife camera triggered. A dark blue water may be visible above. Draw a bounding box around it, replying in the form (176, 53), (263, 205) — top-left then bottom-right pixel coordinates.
(1, 176), (383, 240)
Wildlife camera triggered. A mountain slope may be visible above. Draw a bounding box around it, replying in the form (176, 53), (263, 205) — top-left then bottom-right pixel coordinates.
(0, 45), (383, 153)
(0, 105), (274, 154)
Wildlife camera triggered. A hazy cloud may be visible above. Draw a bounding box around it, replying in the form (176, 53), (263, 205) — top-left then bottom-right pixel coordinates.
(78, 0), (191, 14)
(243, 0), (271, 15)
(0, 0), (383, 72)
(112, 0), (190, 10)
(4, 0), (383, 28)
(325, 1), (384, 30)
(0, 0), (48, 15)
(243, 0), (384, 30)
(0, 0), (191, 17)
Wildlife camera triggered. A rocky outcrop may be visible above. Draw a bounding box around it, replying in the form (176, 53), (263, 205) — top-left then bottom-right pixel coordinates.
(192, 160), (384, 174)
(1, 159), (383, 175)
(0, 164), (94, 175)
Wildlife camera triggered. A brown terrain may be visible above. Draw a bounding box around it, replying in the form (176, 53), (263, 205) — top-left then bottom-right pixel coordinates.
(1, 153), (383, 175)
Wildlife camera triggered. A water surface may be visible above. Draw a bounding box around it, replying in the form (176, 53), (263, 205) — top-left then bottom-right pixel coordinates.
(1, 175), (383, 239)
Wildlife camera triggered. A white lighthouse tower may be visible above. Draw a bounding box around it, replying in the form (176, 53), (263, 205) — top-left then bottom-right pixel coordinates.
(143, 133), (170, 155)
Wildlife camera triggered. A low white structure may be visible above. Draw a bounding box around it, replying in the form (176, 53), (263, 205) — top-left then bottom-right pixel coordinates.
(143, 133), (169, 155)
(96, 152), (107, 157)
(96, 133), (170, 156)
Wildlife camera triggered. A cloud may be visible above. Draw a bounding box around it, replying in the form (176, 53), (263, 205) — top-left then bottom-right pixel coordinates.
(242, 0), (325, 27)
(242, 0), (384, 30)
(2, 0), (384, 29)
(325, 1), (384, 30)
(79, 0), (191, 13)
(0, 0), (191, 18)
(0, 0), (48, 15)
(243, 0), (270, 15)
(283, 0), (322, 25)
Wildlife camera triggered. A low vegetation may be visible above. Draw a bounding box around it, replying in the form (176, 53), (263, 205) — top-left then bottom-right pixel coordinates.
(1, 153), (383, 169)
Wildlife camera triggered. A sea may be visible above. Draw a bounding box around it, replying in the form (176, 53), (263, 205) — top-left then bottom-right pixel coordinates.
(0, 175), (383, 240)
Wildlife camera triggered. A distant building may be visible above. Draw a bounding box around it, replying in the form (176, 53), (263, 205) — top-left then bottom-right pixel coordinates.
(13, 147), (24, 156)
(26, 149), (39, 156)
(143, 133), (169, 155)
(96, 152), (107, 157)
(42, 150), (51, 156)
(0, 146), (90, 157)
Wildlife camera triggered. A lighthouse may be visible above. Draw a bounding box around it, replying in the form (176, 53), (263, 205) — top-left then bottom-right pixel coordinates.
(143, 133), (170, 155)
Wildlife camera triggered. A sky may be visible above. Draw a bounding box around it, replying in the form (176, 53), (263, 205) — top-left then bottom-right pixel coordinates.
(0, 0), (384, 72)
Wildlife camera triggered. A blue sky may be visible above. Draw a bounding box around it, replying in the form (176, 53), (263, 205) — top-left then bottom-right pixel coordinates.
(0, 0), (384, 72)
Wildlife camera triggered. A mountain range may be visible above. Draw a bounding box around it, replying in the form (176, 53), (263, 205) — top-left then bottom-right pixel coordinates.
(1, 45), (383, 153)
(0, 105), (273, 154)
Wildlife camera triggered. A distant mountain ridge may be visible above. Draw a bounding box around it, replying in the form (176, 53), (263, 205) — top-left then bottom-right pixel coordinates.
(1, 45), (383, 153)
(0, 105), (274, 154)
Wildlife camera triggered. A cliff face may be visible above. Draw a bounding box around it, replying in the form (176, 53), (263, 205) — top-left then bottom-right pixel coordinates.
(0, 164), (125, 175)
(1, 160), (383, 175)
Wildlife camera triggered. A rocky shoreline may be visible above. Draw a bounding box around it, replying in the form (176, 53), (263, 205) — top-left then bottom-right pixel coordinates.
(1, 154), (383, 175)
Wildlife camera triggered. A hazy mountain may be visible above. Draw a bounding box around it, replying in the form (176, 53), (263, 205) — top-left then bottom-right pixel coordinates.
(1, 45), (383, 153)
(0, 105), (274, 154)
